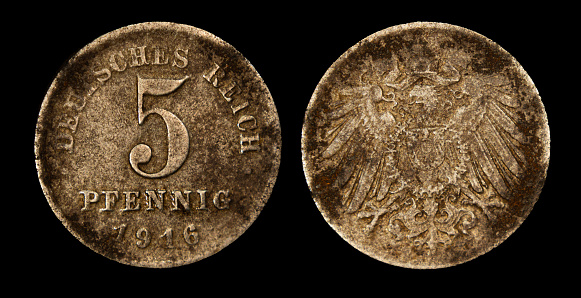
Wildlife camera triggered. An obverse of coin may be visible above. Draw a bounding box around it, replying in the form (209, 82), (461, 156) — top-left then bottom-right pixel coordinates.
(35, 22), (281, 268)
(302, 22), (549, 268)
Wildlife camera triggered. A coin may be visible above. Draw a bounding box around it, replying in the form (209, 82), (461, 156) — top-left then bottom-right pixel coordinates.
(301, 22), (550, 269)
(34, 22), (281, 268)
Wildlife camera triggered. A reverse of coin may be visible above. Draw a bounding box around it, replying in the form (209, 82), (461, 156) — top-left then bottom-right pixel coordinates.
(302, 22), (549, 268)
(35, 22), (281, 268)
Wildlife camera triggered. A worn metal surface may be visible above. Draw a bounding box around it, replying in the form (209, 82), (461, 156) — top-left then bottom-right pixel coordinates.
(35, 22), (281, 268)
(302, 22), (550, 268)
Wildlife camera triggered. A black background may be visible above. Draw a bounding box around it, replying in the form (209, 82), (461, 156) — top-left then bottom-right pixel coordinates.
(18, 3), (570, 294)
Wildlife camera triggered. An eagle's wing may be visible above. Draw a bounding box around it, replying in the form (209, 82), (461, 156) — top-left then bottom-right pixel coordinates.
(322, 85), (398, 213)
(448, 74), (526, 213)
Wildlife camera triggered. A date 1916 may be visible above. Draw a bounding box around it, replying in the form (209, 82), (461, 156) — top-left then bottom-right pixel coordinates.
(113, 223), (199, 249)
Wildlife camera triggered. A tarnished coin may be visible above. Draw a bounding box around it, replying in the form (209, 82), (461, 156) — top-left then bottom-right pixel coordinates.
(302, 22), (549, 268)
(35, 22), (281, 268)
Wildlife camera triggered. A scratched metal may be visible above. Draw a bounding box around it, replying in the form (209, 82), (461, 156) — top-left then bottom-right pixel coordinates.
(35, 22), (281, 268)
(302, 22), (550, 268)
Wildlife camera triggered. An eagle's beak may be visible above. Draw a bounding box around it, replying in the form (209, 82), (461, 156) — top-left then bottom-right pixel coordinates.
(381, 91), (397, 108)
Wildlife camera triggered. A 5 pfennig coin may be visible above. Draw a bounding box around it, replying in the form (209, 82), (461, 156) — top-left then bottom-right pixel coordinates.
(35, 22), (281, 268)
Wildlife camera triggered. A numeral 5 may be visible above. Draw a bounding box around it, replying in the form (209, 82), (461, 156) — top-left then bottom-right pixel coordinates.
(129, 76), (190, 178)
